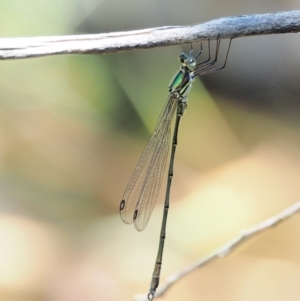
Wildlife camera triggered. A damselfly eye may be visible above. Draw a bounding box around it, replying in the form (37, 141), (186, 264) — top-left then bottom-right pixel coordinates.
(178, 53), (186, 63)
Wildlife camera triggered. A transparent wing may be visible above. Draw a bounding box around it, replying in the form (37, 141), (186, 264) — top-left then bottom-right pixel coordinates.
(133, 123), (171, 231)
(120, 94), (178, 231)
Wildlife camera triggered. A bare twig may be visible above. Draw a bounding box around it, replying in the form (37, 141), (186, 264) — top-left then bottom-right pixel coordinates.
(134, 201), (300, 301)
(0, 11), (300, 60)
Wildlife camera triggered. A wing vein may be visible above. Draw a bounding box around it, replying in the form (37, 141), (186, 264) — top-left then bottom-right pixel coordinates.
(120, 94), (178, 230)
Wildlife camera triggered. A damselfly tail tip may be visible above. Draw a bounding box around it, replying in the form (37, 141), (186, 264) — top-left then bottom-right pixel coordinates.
(148, 292), (154, 301)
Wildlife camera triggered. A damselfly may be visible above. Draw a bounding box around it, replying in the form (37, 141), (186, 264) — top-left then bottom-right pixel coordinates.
(120, 37), (232, 300)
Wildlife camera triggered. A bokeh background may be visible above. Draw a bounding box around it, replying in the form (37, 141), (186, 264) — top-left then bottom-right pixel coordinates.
(1, 1), (300, 301)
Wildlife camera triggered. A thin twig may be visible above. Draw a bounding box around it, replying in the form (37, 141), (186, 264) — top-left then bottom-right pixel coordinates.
(1, 11), (300, 60)
(134, 201), (300, 300)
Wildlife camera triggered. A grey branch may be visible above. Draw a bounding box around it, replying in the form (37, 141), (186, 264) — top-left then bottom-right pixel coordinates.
(134, 201), (300, 301)
(1, 10), (300, 60)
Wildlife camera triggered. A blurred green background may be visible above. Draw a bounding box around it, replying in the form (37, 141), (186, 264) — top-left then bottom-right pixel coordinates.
(1, 1), (300, 301)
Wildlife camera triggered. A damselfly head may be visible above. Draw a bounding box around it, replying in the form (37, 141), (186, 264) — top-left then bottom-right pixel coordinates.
(178, 53), (196, 71)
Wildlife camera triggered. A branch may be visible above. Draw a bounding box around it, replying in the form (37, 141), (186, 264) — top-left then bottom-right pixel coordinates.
(1, 11), (300, 60)
(134, 201), (300, 301)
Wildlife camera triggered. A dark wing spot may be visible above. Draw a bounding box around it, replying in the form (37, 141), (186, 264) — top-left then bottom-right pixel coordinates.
(133, 209), (138, 220)
(120, 200), (125, 211)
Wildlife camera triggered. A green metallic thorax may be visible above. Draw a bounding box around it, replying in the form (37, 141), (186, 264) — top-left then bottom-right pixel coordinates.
(169, 67), (194, 99)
